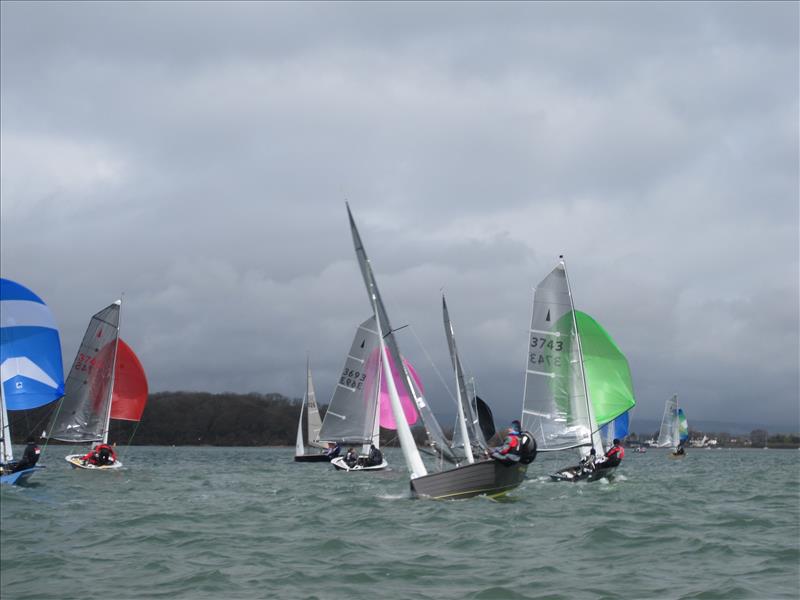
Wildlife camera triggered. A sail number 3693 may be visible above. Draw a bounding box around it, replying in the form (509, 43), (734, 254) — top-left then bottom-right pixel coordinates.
(340, 368), (366, 390)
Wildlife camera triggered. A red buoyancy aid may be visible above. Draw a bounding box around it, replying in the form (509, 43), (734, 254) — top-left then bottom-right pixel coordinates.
(499, 432), (521, 455)
(606, 444), (625, 460)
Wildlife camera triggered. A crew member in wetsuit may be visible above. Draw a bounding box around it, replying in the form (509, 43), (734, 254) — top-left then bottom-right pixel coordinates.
(603, 438), (625, 467)
(674, 443), (685, 456)
(579, 447), (597, 473)
(81, 443), (117, 466)
(490, 420), (522, 462)
(366, 444), (383, 467)
(344, 447), (358, 468)
(7, 437), (42, 473)
(324, 442), (341, 459)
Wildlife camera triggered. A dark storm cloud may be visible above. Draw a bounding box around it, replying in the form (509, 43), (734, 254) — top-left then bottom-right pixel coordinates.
(1, 2), (797, 429)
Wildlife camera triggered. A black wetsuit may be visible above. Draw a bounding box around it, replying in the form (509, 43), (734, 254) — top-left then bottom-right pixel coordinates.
(11, 443), (40, 473)
(367, 447), (383, 466)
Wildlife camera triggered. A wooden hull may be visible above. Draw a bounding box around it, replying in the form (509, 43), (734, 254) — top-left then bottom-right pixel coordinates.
(66, 454), (123, 470)
(294, 453), (333, 463)
(331, 456), (388, 471)
(410, 459), (528, 500)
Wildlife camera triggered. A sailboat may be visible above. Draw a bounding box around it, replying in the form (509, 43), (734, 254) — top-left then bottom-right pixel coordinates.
(657, 394), (688, 458)
(346, 204), (534, 498)
(319, 316), (390, 471)
(294, 358), (331, 462)
(520, 258), (636, 482)
(46, 301), (148, 470)
(0, 278), (66, 485)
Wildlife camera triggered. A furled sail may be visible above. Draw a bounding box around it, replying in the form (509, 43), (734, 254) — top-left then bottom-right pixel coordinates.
(443, 295), (488, 457)
(47, 302), (121, 443)
(109, 339), (148, 422)
(521, 264), (592, 451)
(318, 317), (382, 444)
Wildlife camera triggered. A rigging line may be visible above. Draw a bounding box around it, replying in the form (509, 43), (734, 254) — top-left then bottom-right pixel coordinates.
(122, 419), (141, 457)
(39, 397), (66, 457)
(405, 324), (459, 409)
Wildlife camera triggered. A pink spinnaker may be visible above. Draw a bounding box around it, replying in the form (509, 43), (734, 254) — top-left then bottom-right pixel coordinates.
(363, 348), (420, 430)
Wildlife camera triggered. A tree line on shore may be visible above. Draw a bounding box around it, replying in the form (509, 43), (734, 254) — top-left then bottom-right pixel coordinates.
(9, 391), (798, 448)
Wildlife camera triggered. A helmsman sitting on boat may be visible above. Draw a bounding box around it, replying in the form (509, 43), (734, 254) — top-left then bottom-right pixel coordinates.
(80, 443), (117, 467)
(0, 437), (42, 475)
(366, 444), (383, 467)
(324, 442), (342, 459)
(490, 420), (537, 464)
(598, 438), (624, 468)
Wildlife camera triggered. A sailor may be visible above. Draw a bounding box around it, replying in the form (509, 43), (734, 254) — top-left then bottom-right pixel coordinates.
(81, 443), (117, 466)
(603, 438), (625, 466)
(324, 442), (341, 459)
(490, 420), (522, 462)
(344, 447), (358, 468)
(7, 437), (41, 473)
(580, 447), (597, 472)
(366, 444), (383, 467)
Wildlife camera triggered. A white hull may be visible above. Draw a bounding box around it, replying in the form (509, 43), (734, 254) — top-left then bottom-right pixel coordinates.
(66, 454), (123, 470)
(331, 456), (388, 471)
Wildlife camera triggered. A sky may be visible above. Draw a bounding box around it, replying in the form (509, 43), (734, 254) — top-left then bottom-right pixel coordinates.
(1, 2), (798, 431)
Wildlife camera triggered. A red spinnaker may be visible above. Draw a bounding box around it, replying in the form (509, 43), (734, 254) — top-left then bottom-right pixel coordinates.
(110, 339), (148, 422)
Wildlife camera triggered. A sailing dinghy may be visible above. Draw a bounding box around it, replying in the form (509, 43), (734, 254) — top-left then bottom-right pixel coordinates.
(0, 279), (66, 485)
(657, 394), (688, 458)
(520, 258), (635, 482)
(320, 316), (391, 471)
(347, 204), (534, 498)
(294, 358), (332, 462)
(46, 301), (148, 470)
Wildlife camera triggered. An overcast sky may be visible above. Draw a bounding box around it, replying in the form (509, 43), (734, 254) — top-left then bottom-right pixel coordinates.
(1, 2), (797, 430)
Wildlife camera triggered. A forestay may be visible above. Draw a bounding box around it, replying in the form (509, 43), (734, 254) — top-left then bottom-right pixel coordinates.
(318, 317), (382, 444)
(47, 302), (121, 443)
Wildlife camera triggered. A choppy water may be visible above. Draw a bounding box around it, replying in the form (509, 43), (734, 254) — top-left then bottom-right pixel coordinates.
(1, 446), (798, 600)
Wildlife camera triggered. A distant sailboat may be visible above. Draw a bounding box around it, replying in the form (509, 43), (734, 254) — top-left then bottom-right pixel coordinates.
(657, 394), (688, 458)
(347, 204), (534, 498)
(0, 279), (65, 485)
(520, 258), (636, 482)
(294, 358), (331, 463)
(47, 301), (148, 470)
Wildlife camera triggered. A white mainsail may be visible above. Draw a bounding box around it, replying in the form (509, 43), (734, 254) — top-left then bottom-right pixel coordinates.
(304, 359), (325, 449)
(318, 316), (383, 446)
(295, 397), (306, 457)
(657, 394), (679, 448)
(47, 301), (121, 444)
(521, 259), (603, 455)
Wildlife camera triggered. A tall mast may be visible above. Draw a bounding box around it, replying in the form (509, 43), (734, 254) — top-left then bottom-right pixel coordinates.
(442, 295), (474, 464)
(561, 256), (604, 454)
(347, 203), (427, 478)
(102, 298), (122, 445)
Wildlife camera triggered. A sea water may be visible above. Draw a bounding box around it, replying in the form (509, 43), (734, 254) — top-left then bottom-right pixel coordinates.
(1, 446), (798, 599)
